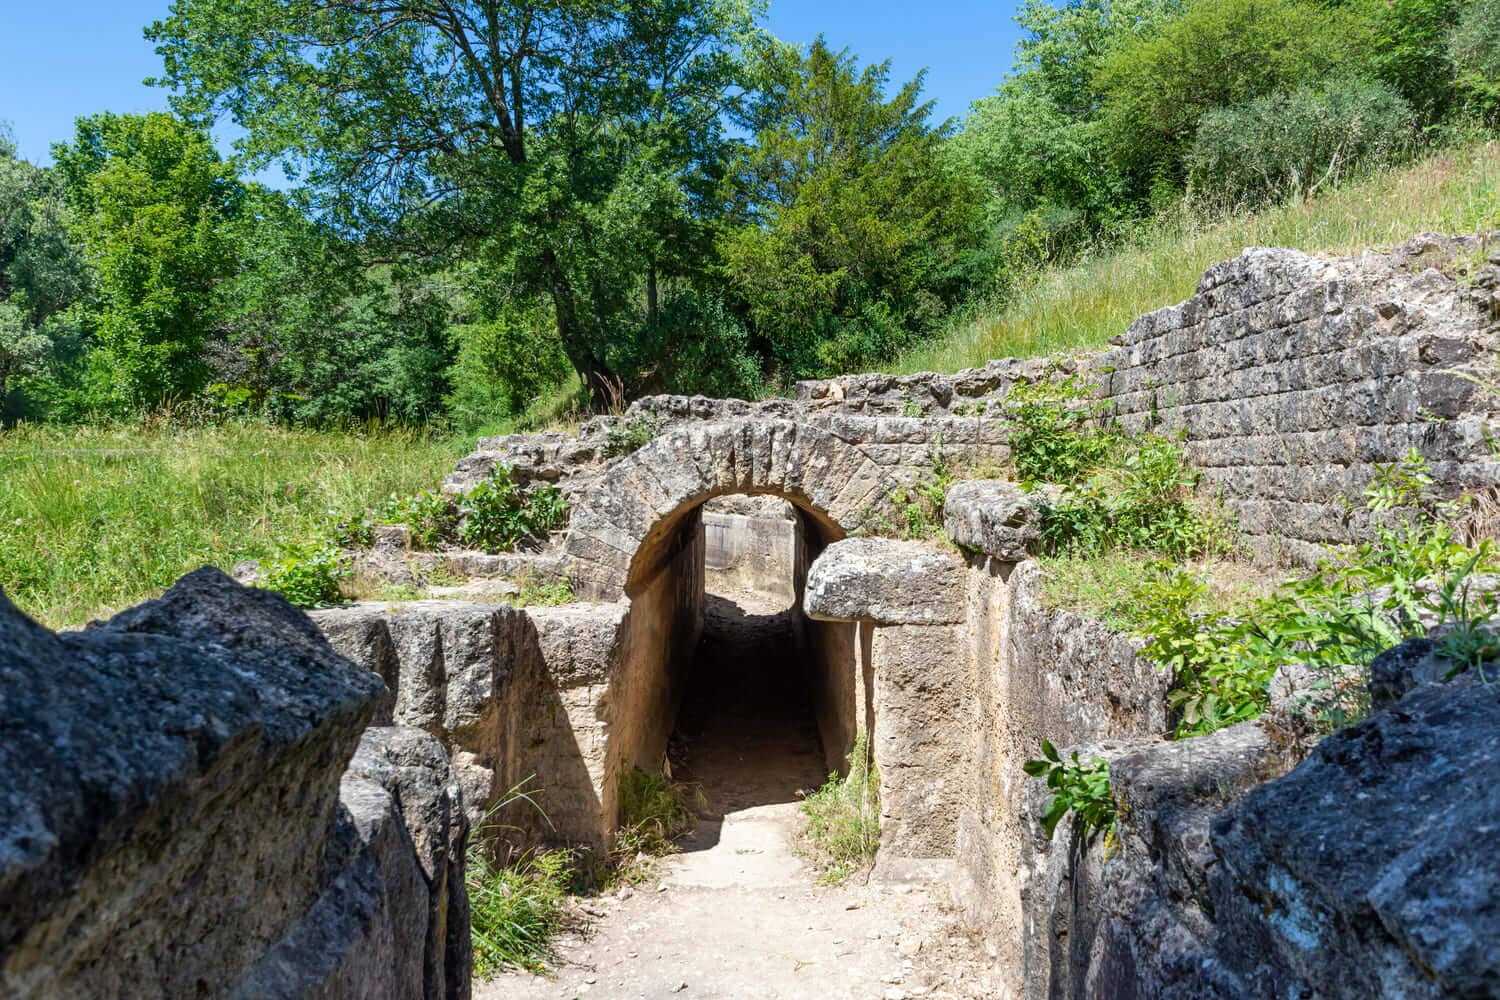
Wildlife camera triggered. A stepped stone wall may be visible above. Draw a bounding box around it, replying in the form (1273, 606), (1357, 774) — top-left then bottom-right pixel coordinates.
(1096, 235), (1500, 563)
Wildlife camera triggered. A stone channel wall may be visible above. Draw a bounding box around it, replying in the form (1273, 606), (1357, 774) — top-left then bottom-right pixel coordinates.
(1, 569), (469, 1000)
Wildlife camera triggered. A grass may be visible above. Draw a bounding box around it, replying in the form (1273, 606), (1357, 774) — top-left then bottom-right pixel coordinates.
(0, 419), (464, 628)
(608, 767), (699, 886)
(800, 735), (880, 885)
(467, 846), (574, 978)
(1038, 551), (1280, 631)
(897, 139), (1500, 374)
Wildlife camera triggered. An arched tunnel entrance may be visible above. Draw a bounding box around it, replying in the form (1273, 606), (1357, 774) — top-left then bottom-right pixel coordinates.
(672, 497), (834, 822)
(604, 490), (870, 854)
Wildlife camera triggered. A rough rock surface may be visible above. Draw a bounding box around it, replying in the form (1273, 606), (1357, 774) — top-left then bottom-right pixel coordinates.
(943, 479), (1043, 562)
(0, 568), (469, 1000)
(236, 726), (471, 1000)
(1021, 646), (1500, 999)
(803, 537), (966, 625)
(1210, 678), (1500, 998)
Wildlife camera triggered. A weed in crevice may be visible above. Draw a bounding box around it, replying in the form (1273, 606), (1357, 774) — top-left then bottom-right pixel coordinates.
(606, 767), (699, 886)
(602, 412), (664, 459)
(259, 539), (346, 608)
(467, 780), (574, 979)
(1023, 740), (1116, 846)
(457, 466), (569, 553)
(381, 488), (458, 550)
(800, 734), (880, 885)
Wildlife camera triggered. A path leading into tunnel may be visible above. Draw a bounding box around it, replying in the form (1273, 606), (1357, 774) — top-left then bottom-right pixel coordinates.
(476, 590), (1005, 1000)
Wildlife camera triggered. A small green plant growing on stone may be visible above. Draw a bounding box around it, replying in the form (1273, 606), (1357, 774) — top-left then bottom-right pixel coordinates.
(902, 392), (924, 417)
(1004, 376), (1116, 486)
(380, 488), (458, 550)
(457, 467), (569, 553)
(603, 412), (664, 458)
(512, 574), (575, 608)
(1023, 740), (1116, 843)
(1434, 556), (1500, 682)
(259, 540), (346, 608)
(467, 782), (575, 978)
(801, 734), (880, 885)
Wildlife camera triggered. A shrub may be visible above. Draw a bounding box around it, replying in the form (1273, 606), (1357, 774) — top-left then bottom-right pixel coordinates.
(457, 468), (569, 553)
(1040, 434), (1232, 561)
(1003, 376), (1116, 486)
(444, 299), (572, 431)
(1188, 76), (1415, 210)
(801, 734), (880, 885)
(1451, 0), (1500, 120)
(602, 412), (663, 459)
(1134, 452), (1499, 738)
(380, 488), (458, 550)
(1023, 740), (1115, 843)
(260, 540), (346, 608)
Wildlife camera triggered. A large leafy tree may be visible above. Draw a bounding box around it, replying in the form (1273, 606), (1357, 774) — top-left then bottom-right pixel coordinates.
(951, 0), (1180, 232)
(1092, 0), (1377, 196)
(720, 38), (982, 379)
(0, 132), (87, 415)
(52, 112), (243, 412)
(148, 0), (761, 402)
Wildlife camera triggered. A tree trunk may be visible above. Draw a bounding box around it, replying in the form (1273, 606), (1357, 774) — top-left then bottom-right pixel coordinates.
(543, 248), (621, 411)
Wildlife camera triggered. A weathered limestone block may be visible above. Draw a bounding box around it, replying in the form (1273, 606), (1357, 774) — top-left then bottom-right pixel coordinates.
(872, 623), (968, 857)
(804, 537), (966, 625)
(1211, 678), (1500, 997)
(0, 568), (387, 1000)
(236, 726), (471, 1000)
(311, 598), (627, 846)
(943, 479), (1043, 562)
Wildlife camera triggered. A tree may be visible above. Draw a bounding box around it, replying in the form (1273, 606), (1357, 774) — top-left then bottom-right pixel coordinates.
(952, 1), (1179, 239)
(52, 112), (242, 412)
(1450, 0), (1500, 121)
(719, 38), (982, 380)
(0, 130), (86, 415)
(1093, 0), (1377, 197)
(148, 0), (761, 403)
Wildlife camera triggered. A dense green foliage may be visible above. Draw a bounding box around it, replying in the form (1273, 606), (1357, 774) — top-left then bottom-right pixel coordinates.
(1188, 77), (1414, 209)
(0, 0), (1496, 423)
(721, 39), (981, 377)
(1133, 454), (1499, 738)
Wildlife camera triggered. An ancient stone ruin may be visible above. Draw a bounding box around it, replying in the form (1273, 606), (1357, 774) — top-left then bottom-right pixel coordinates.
(3, 233), (1498, 997)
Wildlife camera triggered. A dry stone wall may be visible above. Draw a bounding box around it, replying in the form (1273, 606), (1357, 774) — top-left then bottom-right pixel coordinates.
(1096, 234), (1500, 563)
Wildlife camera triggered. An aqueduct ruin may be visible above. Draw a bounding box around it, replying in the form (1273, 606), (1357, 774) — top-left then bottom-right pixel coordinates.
(5, 234), (1499, 998)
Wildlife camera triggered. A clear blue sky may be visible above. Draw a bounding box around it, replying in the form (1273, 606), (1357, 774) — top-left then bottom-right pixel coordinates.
(0, 1), (1024, 166)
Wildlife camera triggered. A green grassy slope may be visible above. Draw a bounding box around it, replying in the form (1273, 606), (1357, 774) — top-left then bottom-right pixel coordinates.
(0, 422), (462, 628)
(896, 141), (1500, 375)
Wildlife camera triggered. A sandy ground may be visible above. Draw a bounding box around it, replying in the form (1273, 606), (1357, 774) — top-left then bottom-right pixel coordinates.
(476, 590), (1008, 1000)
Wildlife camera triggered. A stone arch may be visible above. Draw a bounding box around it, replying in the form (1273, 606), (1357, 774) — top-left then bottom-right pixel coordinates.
(562, 419), (903, 600)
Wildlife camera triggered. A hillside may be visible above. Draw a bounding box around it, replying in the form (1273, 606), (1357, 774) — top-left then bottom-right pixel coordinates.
(896, 141), (1500, 374)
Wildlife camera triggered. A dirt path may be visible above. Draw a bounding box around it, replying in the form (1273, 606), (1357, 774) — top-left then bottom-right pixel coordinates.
(476, 590), (1005, 1000)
